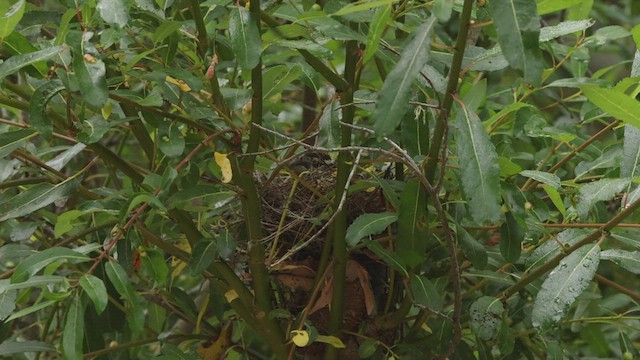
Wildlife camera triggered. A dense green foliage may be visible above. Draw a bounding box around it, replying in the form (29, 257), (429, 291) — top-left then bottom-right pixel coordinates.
(1, 0), (640, 358)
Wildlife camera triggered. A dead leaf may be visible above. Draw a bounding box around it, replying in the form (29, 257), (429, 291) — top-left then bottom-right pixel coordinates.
(197, 323), (232, 360)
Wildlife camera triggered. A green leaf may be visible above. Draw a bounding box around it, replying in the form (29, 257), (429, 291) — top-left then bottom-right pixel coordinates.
(153, 20), (182, 44)
(527, 229), (589, 269)
(433, 0), (453, 22)
(363, 4), (390, 64)
(318, 100), (341, 148)
(167, 186), (234, 211)
(410, 274), (442, 311)
(105, 260), (144, 333)
(373, 17), (436, 137)
(397, 179), (429, 267)
(158, 122), (185, 157)
(0, 289), (16, 320)
(229, 6), (261, 70)
(457, 226), (488, 270)
(141, 249), (169, 285)
(576, 178), (631, 219)
(217, 229), (235, 260)
(453, 104), (501, 224)
(62, 295), (84, 360)
(622, 125), (640, 179)
(346, 212), (397, 247)
(29, 79), (66, 140)
(484, 102), (532, 128)
(489, 0), (543, 85)
(498, 320), (515, 355)
(188, 239), (218, 275)
(363, 240), (408, 277)
(46, 144), (86, 171)
(0, 178), (79, 222)
(79, 274), (108, 314)
(532, 244), (600, 330)
(0, 0), (25, 39)
(0, 128), (37, 159)
(97, 0), (130, 28)
(519, 170), (561, 189)
(580, 85), (640, 128)
(332, 0), (396, 16)
(11, 247), (89, 283)
(1, 275), (66, 292)
(77, 115), (112, 144)
(262, 64), (302, 105)
(601, 249), (640, 274)
(539, 19), (595, 42)
(5, 299), (58, 322)
(74, 50), (108, 107)
(0, 46), (65, 83)
(470, 296), (503, 341)
(0, 341), (55, 356)
(358, 339), (378, 358)
(500, 212), (524, 263)
(543, 184), (566, 217)
(536, 0), (583, 15)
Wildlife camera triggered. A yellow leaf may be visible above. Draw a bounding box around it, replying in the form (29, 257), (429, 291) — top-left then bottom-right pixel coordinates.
(224, 289), (238, 303)
(315, 335), (346, 349)
(214, 152), (233, 183)
(197, 323), (232, 360)
(102, 102), (112, 120)
(290, 330), (310, 347)
(165, 75), (191, 92)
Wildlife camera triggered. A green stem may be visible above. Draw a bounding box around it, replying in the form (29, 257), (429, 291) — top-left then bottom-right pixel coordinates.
(424, 0), (474, 182)
(187, 0), (209, 59)
(324, 38), (358, 360)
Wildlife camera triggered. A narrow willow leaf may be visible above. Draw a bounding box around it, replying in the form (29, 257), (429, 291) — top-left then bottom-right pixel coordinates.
(457, 225), (487, 269)
(498, 320), (515, 355)
(6, 299), (58, 322)
(0, 290), (16, 320)
(0, 178), (79, 222)
(484, 102), (532, 128)
(333, 0), (396, 16)
(527, 229), (590, 269)
(537, 0), (583, 15)
(105, 260), (144, 333)
(575, 148), (621, 180)
(363, 240), (408, 277)
(397, 179), (429, 267)
(0, 128), (37, 159)
(532, 244), (601, 330)
(489, 0), (543, 85)
(73, 51), (108, 107)
(0, 341), (55, 356)
(601, 249), (640, 274)
(29, 79), (66, 140)
(318, 100), (341, 148)
(410, 274), (442, 311)
(62, 295), (84, 360)
(346, 212), (397, 247)
(188, 239), (218, 275)
(576, 178), (631, 219)
(358, 339), (378, 358)
(362, 4), (391, 64)
(79, 274), (108, 314)
(580, 85), (640, 128)
(539, 19), (595, 42)
(0, 0), (25, 38)
(373, 17), (436, 137)
(46, 144), (86, 171)
(433, 0), (453, 22)
(2, 275), (66, 292)
(11, 248), (89, 283)
(470, 296), (503, 341)
(229, 6), (261, 70)
(453, 105), (501, 224)
(0, 46), (65, 83)
(622, 125), (640, 179)
(519, 170), (561, 189)
(96, 0), (130, 28)
(262, 64), (302, 104)
(141, 249), (169, 285)
(543, 184), (566, 217)
(500, 212), (524, 263)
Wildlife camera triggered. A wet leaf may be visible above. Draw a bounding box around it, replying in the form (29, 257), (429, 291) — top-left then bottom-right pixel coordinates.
(470, 296), (503, 341)
(580, 85), (640, 128)
(0, 178), (79, 222)
(601, 249), (640, 274)
(532, 244), (601, 330)
(0, 128), (37, 159)
(576, 178), (630, 219)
